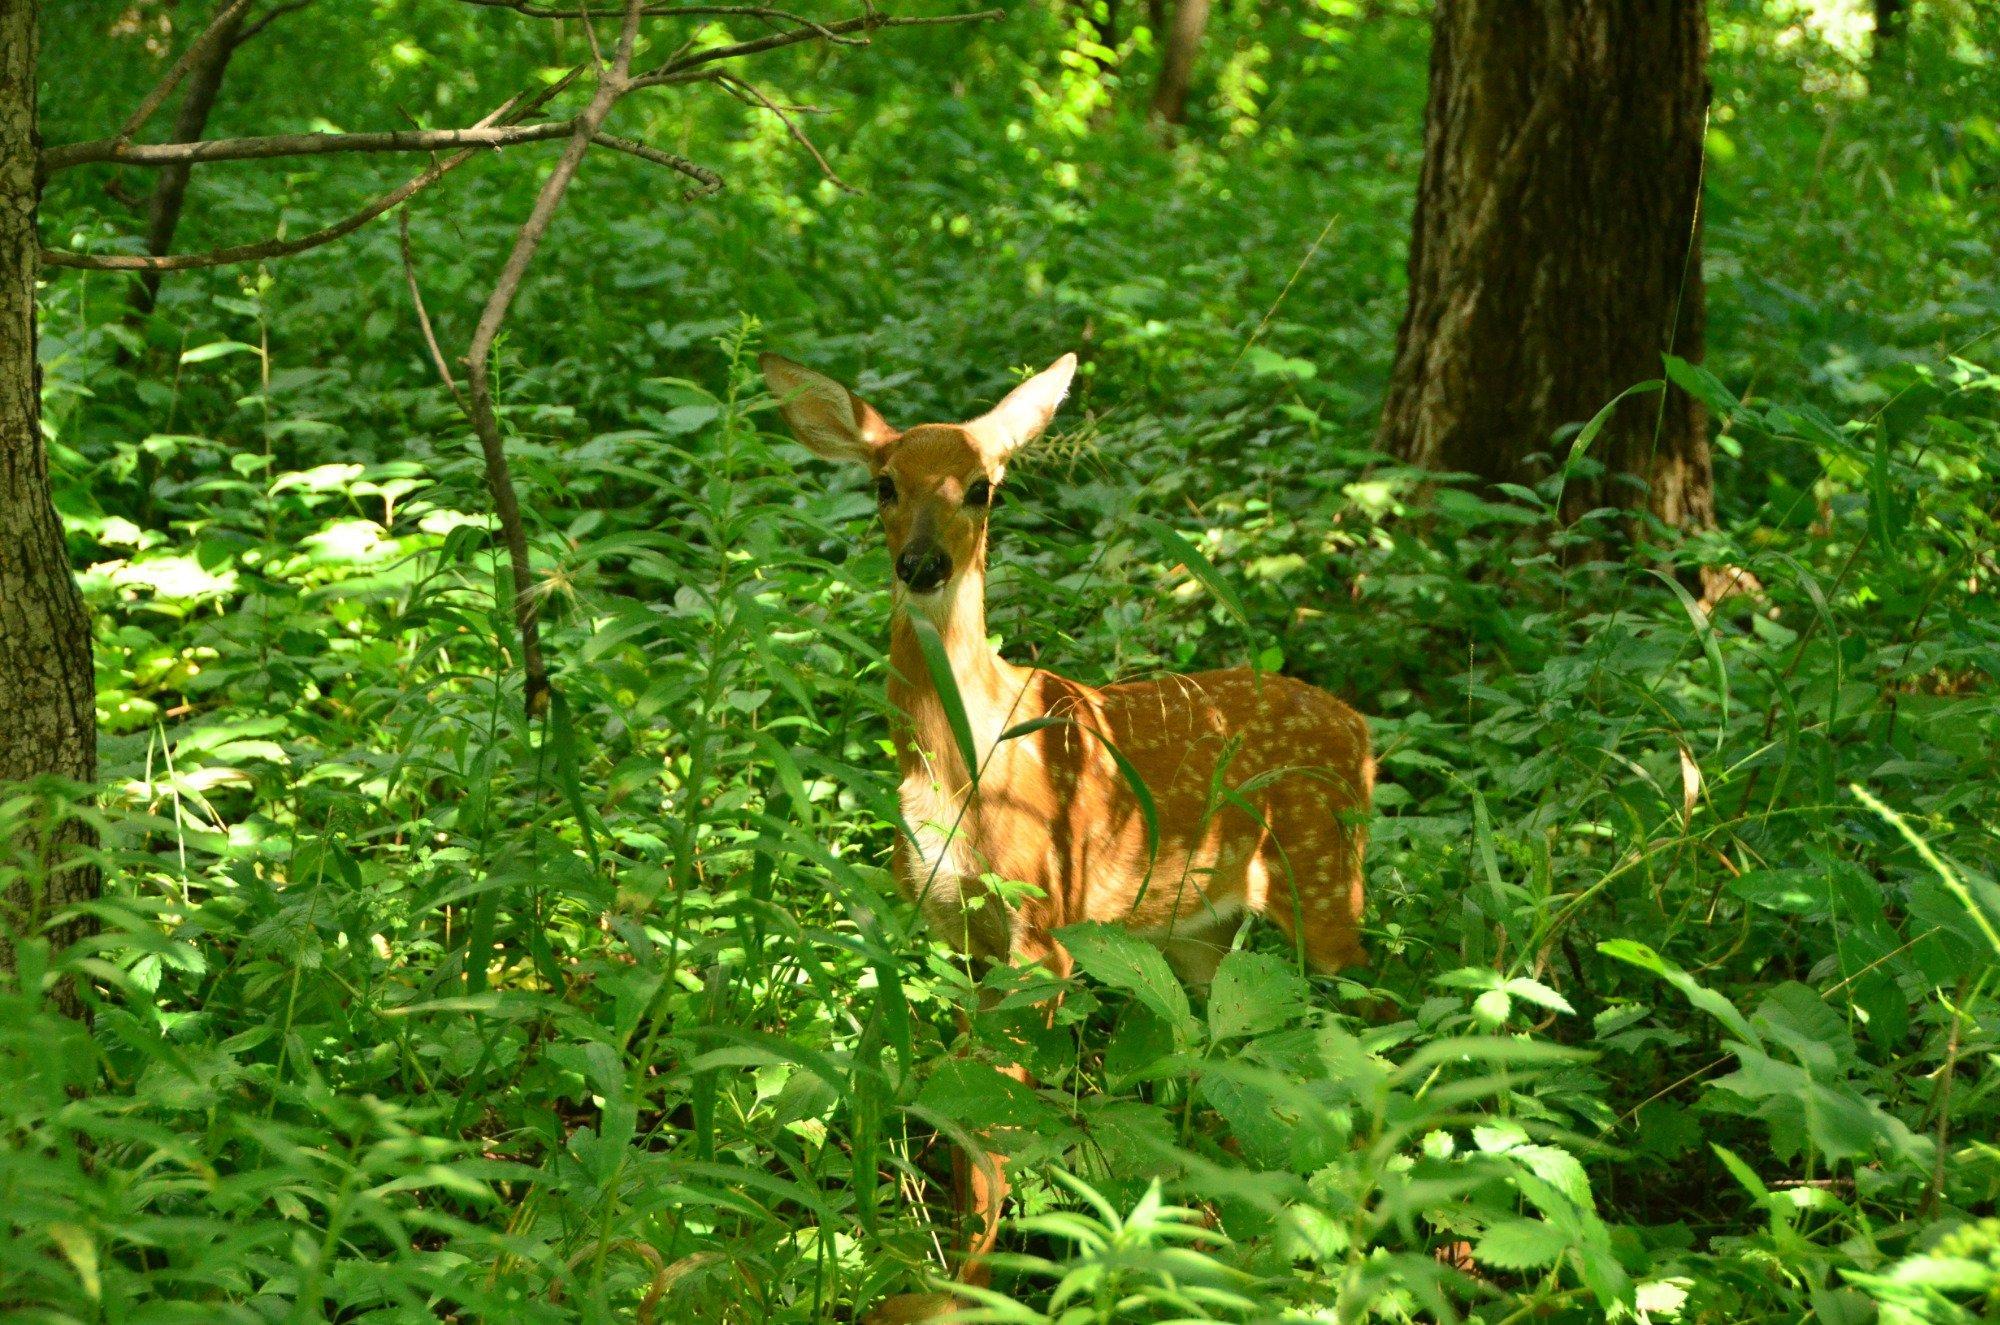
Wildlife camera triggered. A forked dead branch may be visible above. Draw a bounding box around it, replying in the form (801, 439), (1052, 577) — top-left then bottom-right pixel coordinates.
(38, 0), (1000, 718)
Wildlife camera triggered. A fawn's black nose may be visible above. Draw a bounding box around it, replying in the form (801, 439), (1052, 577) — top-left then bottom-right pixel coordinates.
(895, 545), (951, 593)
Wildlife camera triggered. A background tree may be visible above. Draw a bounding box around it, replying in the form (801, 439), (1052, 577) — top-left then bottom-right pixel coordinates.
(1376, 0), (1714, 529)
(2, 0), (97, 977)
(1874, 0), (1907, 61)
(1149, 0), (1210, 123)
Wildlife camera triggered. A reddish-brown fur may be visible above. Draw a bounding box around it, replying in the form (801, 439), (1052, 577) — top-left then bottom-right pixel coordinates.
(762, 353), (1372, 1313)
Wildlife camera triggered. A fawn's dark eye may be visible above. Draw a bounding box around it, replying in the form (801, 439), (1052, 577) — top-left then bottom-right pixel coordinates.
(874, 475), (897, 504)
(964, 479), (993, 507)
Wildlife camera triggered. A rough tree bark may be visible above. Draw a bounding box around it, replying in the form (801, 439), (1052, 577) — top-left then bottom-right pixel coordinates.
(1377, 0), (1715, 529)
(1, 0), (98, 977)
(1149, 0), (1210, 125)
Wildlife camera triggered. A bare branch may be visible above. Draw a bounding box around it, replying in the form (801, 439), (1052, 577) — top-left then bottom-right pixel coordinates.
(42, 147), (478, 271)
(46, 80), (564, 273)
(115, 0), (258, 147)
(457, 0), (648, 718)
(717, 74), (855, 192)
(591, 132), (724, 196)
(398, 210), (468, 410)
(629, 7), (1004, 88)
(44, 120), (583, 173)
(712, 76), (827, 113)
(452, 0), (868, 40)
(126, 0), (253, 317)
(236, 0), (320, 45)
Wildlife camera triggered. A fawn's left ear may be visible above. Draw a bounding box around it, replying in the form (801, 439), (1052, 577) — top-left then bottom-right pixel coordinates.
(761, 353), (897, 465)
(968, 353), (1076, 463)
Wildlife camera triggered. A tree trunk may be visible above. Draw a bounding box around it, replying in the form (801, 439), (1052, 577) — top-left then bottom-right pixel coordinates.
(127, 2), (249, 320)
(1, 0), (98, 993)
(1871, 0), (1905, 65)
(1149, 0), (1210, 125)
(1377, 0), (1714, 530)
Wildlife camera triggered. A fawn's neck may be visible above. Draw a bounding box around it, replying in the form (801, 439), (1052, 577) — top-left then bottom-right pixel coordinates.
(887, 570), (1019, 784)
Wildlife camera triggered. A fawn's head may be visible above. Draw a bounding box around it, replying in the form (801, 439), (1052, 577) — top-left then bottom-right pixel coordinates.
(761, 353), (1076, 599)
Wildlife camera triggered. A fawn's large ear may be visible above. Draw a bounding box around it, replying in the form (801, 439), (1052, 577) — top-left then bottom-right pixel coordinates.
(761, 353), (896, 465)
(968, 353), (1077, 463)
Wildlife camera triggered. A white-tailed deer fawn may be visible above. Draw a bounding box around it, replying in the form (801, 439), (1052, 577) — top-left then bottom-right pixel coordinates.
(762, 351), (1371, 1306)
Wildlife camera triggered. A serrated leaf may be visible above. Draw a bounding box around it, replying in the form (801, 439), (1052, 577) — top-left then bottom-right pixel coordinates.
(1208, 949), (1309, 1040)
(1503, 977), (1575, 1015)
(1058, 921), (1195, 1040)
(1473, 1218), (1567, 1270)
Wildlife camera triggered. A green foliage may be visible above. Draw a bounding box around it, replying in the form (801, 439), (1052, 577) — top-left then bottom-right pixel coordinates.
(7, 1), (2000, 1321)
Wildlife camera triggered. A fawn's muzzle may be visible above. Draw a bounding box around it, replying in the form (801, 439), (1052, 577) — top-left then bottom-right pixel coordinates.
(895, 544), (951, 593)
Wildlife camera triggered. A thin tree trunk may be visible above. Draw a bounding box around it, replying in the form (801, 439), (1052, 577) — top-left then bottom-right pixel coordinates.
(128, 2), (250, 320)
(1, 0), (98, 998)
(1149, 0), (1209, 125)
(1377, 0), (1714, 530)
(1872, 0), (1905, 65)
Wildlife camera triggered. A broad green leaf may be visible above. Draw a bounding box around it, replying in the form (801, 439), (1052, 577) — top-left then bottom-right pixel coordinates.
(1663, 353), (1739, 420)
(914, 1058), (1051, 1130)
(1208, 949), (1309, 1040)
(1473, 1218), (1567, 1271)
(1058, 921), (1195, 1040)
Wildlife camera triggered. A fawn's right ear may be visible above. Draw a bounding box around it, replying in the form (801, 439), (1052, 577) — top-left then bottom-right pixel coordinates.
(760, 353), (896, 465)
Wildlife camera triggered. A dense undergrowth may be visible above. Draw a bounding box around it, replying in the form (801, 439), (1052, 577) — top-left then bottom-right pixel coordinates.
(5, 1), (2000, 1320)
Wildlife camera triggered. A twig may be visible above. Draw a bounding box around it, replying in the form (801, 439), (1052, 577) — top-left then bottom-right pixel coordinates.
(125, 0), (257, 318)
(457, 0), (647, 719)
(716, 73), (855, 191)
(628, 8), (1004, 89)
(398, 211), (468, 409)
(237, 0), (320, 43)
(711, 75), (827, 114)
(591, 132), (725, 196)
(454, 0), (869, 41)
(114, 0), (258, 148)
(44, 120), (583, 172)
(43, 147), (478, 270)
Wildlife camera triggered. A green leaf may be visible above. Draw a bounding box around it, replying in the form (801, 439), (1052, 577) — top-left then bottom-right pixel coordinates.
(180, 340), (262, 364)
(914, 1058), (1051, 1130)
(1208, 950), (1309, 1040)
(1134, 515), (1252, 635)
(1473, 987), (1513, 1026)
(1726, 869), (1828, 916)
(1058, 921), (1195, 1041)
(1552, 379), (1663, 514)
(1709, 1142), (1772, 1204)
(1598, 939), (1760, 1049)
(1851, 784), (2000, 956)
(1473, 1218), (1567, 1271)
(906, 614), (981, 783)
(1663, 354), (1739, 420)
(1647, 569), (1730, 740)
(1503, 978), (1575, 1015)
